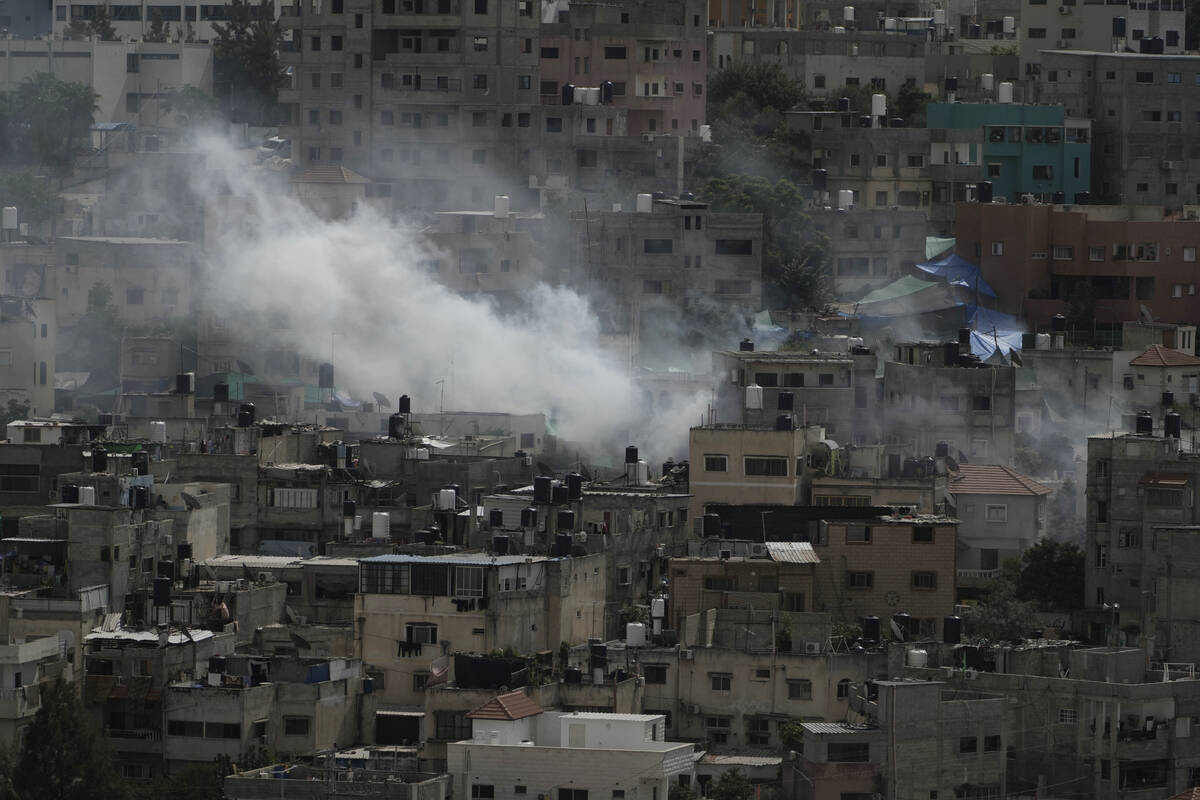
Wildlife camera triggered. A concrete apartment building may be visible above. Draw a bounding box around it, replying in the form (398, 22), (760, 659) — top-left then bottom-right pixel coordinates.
(446, 695), (695, 800)
(809, 206), (927, 298)
(794, 679), (1006, 800)
(0, 297), (55, 417)
(1019, 1), (1184, 77)
(954, 201), (1200, 329)
(47, 0), (253, 41)
(355, 553), (606, 706)
(1038, 50), (1200, 208)
(883, 341), (1018, 466)
(423, 205), (548, 307)
(1085, 431), (1200, 658)
(905, 641), (1200, 799)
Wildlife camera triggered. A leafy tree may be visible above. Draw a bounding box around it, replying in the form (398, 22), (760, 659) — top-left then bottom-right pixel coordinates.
(129, 760), (226, 800)
(0, 399), (30, 427)
(961, 560), (1037, 641)
(708, 63), (805, 118)
(1017, 538), (1084, 610)
(212, 0), (286, 124)
(779, 720), (805, 751)
(88, 4), (118, 41)
(87, 281), (113, 311)
(144, 8), (170, 42)
(3, 73), (98, 170)
(895, 81), (932, 126)
(669, 784), (697, 800)
(711, 769), (753, 800)
(160, 85), (223, 132)
(0, 172), (56, 225)
(10, 678), (127, 800)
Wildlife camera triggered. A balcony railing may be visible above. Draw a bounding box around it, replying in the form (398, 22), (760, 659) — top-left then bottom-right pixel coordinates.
(106, 727), (162, 741)
(956, 568), (1000, 580)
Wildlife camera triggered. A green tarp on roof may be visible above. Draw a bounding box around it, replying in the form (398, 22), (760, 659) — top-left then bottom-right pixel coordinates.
(858, 274), (938, 305)
(926, 236), (955, 260)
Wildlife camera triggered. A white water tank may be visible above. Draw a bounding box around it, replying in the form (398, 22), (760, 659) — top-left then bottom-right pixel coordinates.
(838, 189), (854, 210)
(372, 512), (390, 539)
(493, 195), (510, 218)
(1035, 333), (1051, 350)
(651, 597), (666, 618)
(832, 25), (846, 33)
(626, 622), (647, 646)
(745, 383), (764, 410)
(149, 420), (167, 444)
(843, 5), (854, 21)
(998, 82), (1014, 104)
(636, 193), (653, 213)
(933, 7), (946, 25)
(907, 648), (929, 668)
(851, 43), (859, 56)
(435, 488), (456, 511)
(884, 17), (897, 30)
(573, 87), (586, 104)
(1, 207), (16, 230)
(981, 73), (994, 92)
(584, 87), (600, 105)
(79, 486), (96, 505)
(871, 93), (887, 117)
(1002, 15), (1015, 34)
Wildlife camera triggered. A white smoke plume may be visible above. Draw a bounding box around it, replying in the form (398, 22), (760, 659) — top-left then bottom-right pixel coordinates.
(194, 136), (710, 464)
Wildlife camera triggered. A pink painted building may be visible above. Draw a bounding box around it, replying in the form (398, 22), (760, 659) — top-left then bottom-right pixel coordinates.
(538, 0), (708, 138)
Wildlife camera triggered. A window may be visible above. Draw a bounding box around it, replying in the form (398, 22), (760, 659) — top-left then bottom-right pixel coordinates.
(913, 526), (934, 543)
(473, 74), (487, 90)
(747, 717), (770, 746)
(644, 664), (667, 684)
(471, 149), (486, 165)
(710, 673), (732, 692)
(472, 788), (495, 800)
(959, 736), (977, 753)
(985, 505), (1007, 522)
(311, 35), (321, 50)
(1052, 245), (1073, 260)
(991, 242), (1004, 256)
(827, 741), (869, 762)
(705, 717), (731, 744)
(846, 525), (871, 543)
(704, 576), (736, 591)
(405, 622), (438, 645)
(604, 45), (626, 59)
(744, 457), (787, 476)
(847, 571), (873, 589)
(284, 716), (311, 736)
(434, 711), (471, 741)
(1028, 27), (1046, 38)
(331, 35), (342, 50)
(972, 395), (992, 411)
(912, 571), (937, 590)
(643, 239), (673, 254)
(126, 287), (145, 305)
(788, 679), (812, 699)
(1058, 708), (1077, 724)
(329, 110), (342, 125)
(983, 735), (1001, 752)
(715, 239), (753, 255)
(1136, 71), (1154, 84)
(1136, 276), (1155, 300)
(704, 455), (727, 472)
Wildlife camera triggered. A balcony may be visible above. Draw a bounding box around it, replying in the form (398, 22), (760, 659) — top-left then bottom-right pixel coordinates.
(106, 727), (161, 741)
(0, 686), (39, 719)
(957, 568), (1000, 580)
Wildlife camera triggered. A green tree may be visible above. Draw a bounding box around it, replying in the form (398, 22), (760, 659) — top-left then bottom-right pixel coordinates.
(710, 769), (753, 800)
(88, 4), (118, 40)
(144, 8), (170, 42)
(10, 678), (127, 800)
(0, 171), (56, 225)
(669, 784), (697, 800)
(708, 62), (805, 119)
(212, 0), (286, 124)
(0, 400), (30, 427)
(961, 560), (1037, 641)
(779, 720), (805, 751)
(895, 81), (932, 126)
(4, 73), (98, 170)
(160, 85), (223, 132)
(1017, 538), (1084, 610)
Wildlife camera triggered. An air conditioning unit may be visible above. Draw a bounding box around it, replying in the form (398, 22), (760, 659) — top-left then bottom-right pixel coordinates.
(163, 534), (172, 546)
(1162, 160), (1178, 170)
(679, 648), (694, 660)
(642, 133), (655, 143)
(804, 641), (822, 654)
(685, 703), (700, 713)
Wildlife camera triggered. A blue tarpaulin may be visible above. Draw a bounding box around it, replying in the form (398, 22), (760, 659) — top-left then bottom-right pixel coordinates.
(914, 253), (997, 299)
(965, 305), (1024, 359)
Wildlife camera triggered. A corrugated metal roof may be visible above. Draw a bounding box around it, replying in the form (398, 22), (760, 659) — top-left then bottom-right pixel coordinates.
(361, 554), (557, 566)
(950, 464), (1052, 497)
(560, 712), (662, 722)
(801, 722), (879, 735)
(201, 555), (304, 568)
(698, 754), (782, 767)
(765, 542), (820, 564)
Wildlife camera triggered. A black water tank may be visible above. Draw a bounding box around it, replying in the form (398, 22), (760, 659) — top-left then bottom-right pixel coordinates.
(935, 441), (949, 458)
(566, 472), (583, 500)
(492, 535), (509, 555)
(600, 80), (614, 103)
(178, 542), (193, 560)
(838, 96), (851, 112)
(702, 513), (721, 537)
(343, 499), (356, 518)
(1163, 391), (1175, 407)
(153, 576), (171, 606)
(813, 169), (828, 190)
(1112, 16), (1126, 36)
(131, 451), (150, 476)
(775, 414), (793, 431)
(969, 22), (981, 37)
(92, 446), (107, 473)
(1052, 191), (1065, 204)
(893, 612), (912, 639)
(978, 181), (993, 203)
(1166, 411), (1182, 438)
(902, 457), (920, 478)
(1074, 191), (1090, 205)
(552, 484), (569, 505)
(388, 414), (405, 439)
(61, 484), (79, 504)
(944, 615), (962, 644)
(858, 115), (871, 128)
(1022, 332), (1037, 349)
(958, 328), (971, 346)
(398, 395), (411, 414)
(552, 533), (572, 557)
(739, 338), (754, 352)
(625, 445), (639, 464)
(561, 83), (575, 105)
(778, 391), (795, 411)
(1051, 314), (1067, 332)
(862, 616), (881, 644)
(564, 666), (583, 684)
(590, 643), (608, 667)
(213, 383), (230, 402)
(158, 559), (175, 579)
(533, 476), (553, 503)
(521, 507), (538, 528)
(945, 75), (958, 92)
(318, 363), (335, 389)
(557, 509), (575, 530)
(132, 485), (150, 509)
(943, 341), (960, 366)
(237, 403), (255, 427)
(489, 508), (504, 527)
(176, 372), (194, 394)
(1136, 410), (1153, 435)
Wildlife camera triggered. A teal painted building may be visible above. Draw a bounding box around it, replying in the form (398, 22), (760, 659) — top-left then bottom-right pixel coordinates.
(927, 103), (1091, 204)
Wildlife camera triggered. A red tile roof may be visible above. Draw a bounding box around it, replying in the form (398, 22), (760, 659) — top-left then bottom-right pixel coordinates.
(950, 464), (1051, 497)
(1129, 344), (1200, 367)
(466, 690), (543, 721)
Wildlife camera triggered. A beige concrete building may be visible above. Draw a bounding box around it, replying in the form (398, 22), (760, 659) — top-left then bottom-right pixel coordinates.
(356, 553), (607, 706)
(0, 297), (55, 417)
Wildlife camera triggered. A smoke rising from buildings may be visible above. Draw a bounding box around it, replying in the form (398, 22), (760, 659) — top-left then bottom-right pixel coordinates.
(195, 136), (709, 464)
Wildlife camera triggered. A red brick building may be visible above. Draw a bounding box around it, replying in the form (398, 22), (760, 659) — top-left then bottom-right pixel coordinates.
(954, 202), (1200, 332)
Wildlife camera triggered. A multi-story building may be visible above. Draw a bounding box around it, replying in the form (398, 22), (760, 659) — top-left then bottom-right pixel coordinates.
(1038, 50), (1200, 207)
(446, 694), (695, 800)
(0, 297), (55, 417)
(811, 206), (927, 297)
(423, 204), (548, 308)
(954, 200), (1200, 328)
(1019, 3), (1185, 78)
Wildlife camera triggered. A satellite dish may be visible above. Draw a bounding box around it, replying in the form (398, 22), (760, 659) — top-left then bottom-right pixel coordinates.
(1140, 304), (1154, 323)
(372, 392), (391, 409)
(537, 461), (554, 476)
